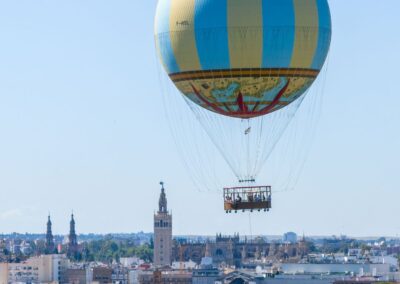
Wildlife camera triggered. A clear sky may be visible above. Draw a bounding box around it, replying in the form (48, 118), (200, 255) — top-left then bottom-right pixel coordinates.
(0, 1), (399, 237)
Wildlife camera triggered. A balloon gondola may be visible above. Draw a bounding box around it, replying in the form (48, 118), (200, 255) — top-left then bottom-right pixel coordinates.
(224, 186), (271, 213)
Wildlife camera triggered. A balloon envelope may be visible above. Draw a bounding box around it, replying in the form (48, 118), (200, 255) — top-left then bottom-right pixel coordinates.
(155, 0), (331, 118)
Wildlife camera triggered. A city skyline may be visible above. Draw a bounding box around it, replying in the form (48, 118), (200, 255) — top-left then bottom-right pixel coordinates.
(0, 0), (399, 236)
(1, 195), (399, 240)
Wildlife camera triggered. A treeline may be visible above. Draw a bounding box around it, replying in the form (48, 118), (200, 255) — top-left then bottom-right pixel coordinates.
(79, 238), (153, 263)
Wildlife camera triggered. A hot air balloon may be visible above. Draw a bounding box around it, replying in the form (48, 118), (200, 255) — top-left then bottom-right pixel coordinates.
(155, 0), (332, 212)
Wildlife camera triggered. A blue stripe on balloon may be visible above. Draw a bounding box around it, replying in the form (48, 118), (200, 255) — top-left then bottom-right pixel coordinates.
(156, 0), (180, 74)
(194, 0), (230, 70)
(311, 0), (332, 70)
(261, 0), (295, 68)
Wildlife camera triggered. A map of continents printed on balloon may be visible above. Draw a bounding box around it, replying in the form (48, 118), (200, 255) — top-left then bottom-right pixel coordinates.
(155, 0), (331, 119)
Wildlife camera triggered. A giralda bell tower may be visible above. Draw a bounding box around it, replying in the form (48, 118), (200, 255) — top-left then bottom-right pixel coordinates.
(153, 182), (172, 267)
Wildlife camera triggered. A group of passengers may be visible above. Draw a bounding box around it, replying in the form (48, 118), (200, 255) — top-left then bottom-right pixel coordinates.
(225, 192), (268, 204)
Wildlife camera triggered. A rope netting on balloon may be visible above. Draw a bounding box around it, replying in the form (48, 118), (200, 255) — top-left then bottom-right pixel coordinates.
(258, 58), (329, 193)
(184, 91), (304, 183)
(154, 27), (330, 193)
(156, 61), (230, 192)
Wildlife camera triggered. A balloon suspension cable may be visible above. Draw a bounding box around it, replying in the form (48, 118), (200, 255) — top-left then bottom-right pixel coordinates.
(248, 212), (253, 242)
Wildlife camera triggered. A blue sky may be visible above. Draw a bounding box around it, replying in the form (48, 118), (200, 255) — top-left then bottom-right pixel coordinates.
(0, 1), (399, 237)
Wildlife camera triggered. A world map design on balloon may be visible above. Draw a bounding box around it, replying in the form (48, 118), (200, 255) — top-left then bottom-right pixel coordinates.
(171, 69), (317, 118)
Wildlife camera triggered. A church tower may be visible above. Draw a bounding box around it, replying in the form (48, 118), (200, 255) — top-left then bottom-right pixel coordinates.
(153, 182), (172, 267)
(67, 213), (78, 259)
(45, 215), (55, 254)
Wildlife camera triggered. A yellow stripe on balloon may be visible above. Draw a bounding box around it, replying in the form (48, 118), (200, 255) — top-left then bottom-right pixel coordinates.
(290, 0), (319, 68)
(169, 0), (201, 72)
(228, 0), (263, 69)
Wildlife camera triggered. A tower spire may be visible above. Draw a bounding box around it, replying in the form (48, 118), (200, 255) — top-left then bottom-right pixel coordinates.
(45, 214), (55, 254)
(158, 181), (167, 213)
(68, 212), (78, 259)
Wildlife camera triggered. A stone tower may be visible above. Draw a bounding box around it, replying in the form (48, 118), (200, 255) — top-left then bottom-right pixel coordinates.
(67, 213), (78, 258)
(45, 214), (55, 254)
(153, 182), (172, 267)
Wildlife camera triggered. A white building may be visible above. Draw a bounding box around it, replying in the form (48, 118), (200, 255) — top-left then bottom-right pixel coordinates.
(0, 254), (69, 284)
(370, 255), (399, 267)
(129, 269), (140, 284)
(278, 263), (391, 276)
(0, 262), (39, 284)
(172, 260), (197, 270)
(120, 257), (144, 268)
